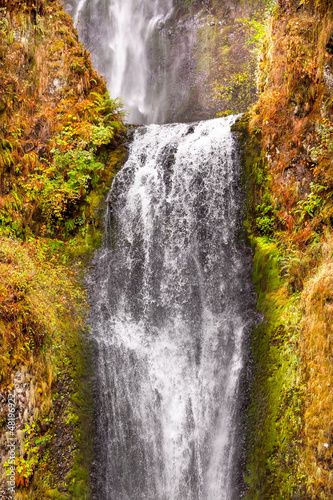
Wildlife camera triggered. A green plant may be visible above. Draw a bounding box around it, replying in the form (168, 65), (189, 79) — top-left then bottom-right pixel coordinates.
(256, 203), (276, 234)
(0, 10), (8, 34)
(238, 0), (277, 54)
(295, 182), (329, 221)
(310, 119), (333, 161)
(91, 91), (126, 121)
(214, 64), (257, 116)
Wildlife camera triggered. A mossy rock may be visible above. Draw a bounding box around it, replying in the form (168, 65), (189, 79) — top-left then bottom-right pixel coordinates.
(44, 489), (70, 500)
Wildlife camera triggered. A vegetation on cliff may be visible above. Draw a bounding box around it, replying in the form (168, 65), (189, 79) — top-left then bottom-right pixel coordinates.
(234, 0), (333, 498)
(0, 0), (126, 497)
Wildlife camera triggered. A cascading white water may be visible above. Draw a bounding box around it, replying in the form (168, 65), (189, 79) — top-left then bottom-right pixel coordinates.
(88, 116), (255, 499)
(66, 0), (174, 123)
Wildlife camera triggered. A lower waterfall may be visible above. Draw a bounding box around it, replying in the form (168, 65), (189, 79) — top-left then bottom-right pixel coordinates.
(88, 116), (255, 499)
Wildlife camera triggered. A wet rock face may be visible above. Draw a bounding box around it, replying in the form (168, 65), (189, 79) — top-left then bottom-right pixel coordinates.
(324, 33), (333, 92)
(0, 368), (75, 498)
(0, 370), (34, 496)
(158, 0), (260, 123)
(65, 0), (263, 123)
(279, 155), (314, 198)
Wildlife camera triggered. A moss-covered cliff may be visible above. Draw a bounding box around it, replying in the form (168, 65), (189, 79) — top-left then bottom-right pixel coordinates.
(233, 0), (333, 498)
(0, 0), (126, 498)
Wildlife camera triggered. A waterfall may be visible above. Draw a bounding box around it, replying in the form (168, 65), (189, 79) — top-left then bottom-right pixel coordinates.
(65, 0), (174, 123)
(88, 116), (255, 499)
(64, 0), (220, 124)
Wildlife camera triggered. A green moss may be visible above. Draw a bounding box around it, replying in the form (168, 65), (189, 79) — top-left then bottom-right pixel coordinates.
(45, 489), (70, 499)
(244, 237), (303, 499)
(233, 113), (276, 236)
(64, 334), (95, 499)
(234, 114), (306, 499)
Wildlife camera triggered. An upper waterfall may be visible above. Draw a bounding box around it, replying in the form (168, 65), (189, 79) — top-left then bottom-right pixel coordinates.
(65, 0), (174, 123)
